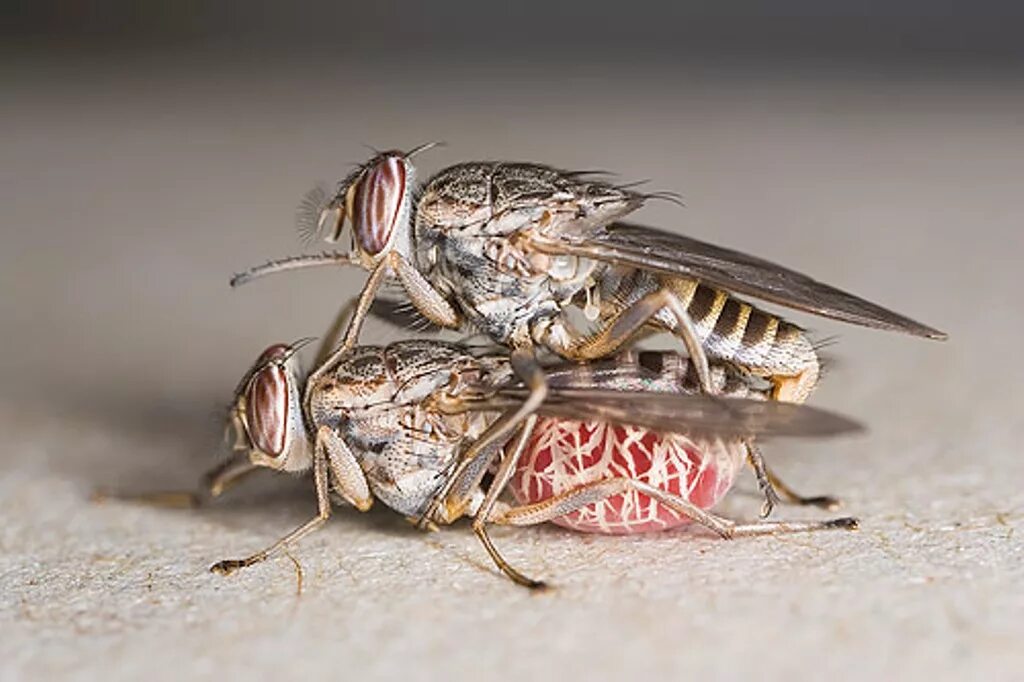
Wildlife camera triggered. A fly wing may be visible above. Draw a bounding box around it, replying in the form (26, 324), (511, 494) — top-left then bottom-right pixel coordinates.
(483, 387), (863, 440)
(534, 222), (946, 339)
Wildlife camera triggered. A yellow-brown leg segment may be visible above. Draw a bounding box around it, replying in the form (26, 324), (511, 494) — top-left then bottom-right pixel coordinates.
(766, 466), (841, 511)
(210, 426), (375, 575)
(312, 298), (358, 368)
(210, 445), (332, 575)
(304, 260), (392, 409)
(92, 453), (259, 509)
(335, 260), (391, 356)
(470, 415), (544, 589)
(568, 287), (714, 394)
(490, 478), (858, 538)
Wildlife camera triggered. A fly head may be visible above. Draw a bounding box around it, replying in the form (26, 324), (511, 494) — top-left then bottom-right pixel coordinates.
(233, 343), (312, 472)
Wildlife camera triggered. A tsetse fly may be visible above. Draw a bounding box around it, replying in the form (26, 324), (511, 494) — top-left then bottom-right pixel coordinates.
(230, 148), (945, 513)
(201, 339), (860, 588)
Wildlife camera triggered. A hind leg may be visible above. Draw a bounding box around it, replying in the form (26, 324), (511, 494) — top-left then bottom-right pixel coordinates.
(563, 287), (714, 394)
(490, 477), (858, 537)
(766, 465), (841, 511)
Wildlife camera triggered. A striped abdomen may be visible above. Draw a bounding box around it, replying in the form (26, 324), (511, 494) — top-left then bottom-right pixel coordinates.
(600, 270), (820, 403)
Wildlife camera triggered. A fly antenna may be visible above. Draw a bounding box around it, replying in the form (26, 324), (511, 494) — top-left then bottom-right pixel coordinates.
(283, 337), (318, 361)
(230, 252), (356, 288)
(406, 141), (445, 159)
(642, 189), (686, 208)
(361, 142), (384, 157)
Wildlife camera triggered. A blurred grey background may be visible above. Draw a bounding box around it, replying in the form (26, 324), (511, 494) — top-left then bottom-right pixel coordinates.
(1, 3), (1022, 681)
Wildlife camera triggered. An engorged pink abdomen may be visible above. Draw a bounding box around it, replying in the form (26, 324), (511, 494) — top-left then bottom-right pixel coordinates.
(509, 418), (744, 534)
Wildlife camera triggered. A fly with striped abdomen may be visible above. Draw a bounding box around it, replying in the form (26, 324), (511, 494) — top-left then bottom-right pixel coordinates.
(203, 339), (861, 588)
(230, 149), (945, 514)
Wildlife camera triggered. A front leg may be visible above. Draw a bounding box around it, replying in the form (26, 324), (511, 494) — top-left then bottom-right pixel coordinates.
(210, 425), (372, 575)
(337, 259), (392, 354)
(390, 253), (461, 329)
(318, 425), (374, 512)
(210, 442), (332, 575)
(307, 262), (393, 398)
(92, 452), (259, 509)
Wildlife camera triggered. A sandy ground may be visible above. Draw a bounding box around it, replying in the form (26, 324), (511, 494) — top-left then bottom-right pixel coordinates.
(1, 56), (1022, 680)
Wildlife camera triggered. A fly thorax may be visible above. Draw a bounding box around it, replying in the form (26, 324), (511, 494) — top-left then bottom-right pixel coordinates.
(482, 236), (536, 278)
(307, 348), (397, 426)
(358, 415), (465, 518)
(382, 341), (483, 405)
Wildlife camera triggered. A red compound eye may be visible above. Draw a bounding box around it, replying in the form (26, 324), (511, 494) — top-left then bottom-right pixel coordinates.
(510, 418), (743, 535)
(351, 153), (407, 256)
(245, 362), (290, 457)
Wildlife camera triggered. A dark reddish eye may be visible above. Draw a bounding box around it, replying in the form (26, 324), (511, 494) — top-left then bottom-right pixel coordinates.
(352, 153), (407, 256)
(245, 363), (290, 457)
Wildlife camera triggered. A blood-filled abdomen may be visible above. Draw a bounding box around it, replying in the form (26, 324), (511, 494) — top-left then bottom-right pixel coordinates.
(509, 418), (745, 534)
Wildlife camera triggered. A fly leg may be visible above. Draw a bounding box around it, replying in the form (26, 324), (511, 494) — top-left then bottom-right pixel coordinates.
(92, 453), (259, 509)
(211, 426), (372, 575)
(765, 465), (841, 511)
(310, 254), (459, 388)
(314, 259), (392, 376)
(490, 478), (858, 539)
(468, 415), (544, 589)
(745, 442), (784, 518)
(210, 445), (330, 575)
(390, 253), (460, 329)
(417, 346), (547, 529)
(318, 426), (374, 512)
(312, 298), (358, 368)
(746, 443), (840, 513)
(568, 287), (714, 394)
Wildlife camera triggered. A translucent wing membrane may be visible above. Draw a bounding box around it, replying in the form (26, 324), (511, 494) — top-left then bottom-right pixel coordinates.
(479, 388), (863, 440)
(535, 222), (947, 340)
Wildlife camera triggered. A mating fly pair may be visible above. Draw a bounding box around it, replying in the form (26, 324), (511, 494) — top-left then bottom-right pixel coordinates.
(232, 145), (945, 517)
(204, 339), (861, 588)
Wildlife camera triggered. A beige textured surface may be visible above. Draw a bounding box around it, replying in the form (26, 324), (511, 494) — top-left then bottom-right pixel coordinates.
(1, 57), (1022, 680)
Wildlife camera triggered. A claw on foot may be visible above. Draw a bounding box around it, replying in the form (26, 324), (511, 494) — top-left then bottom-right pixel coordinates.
(827, 517), (860, 531)
(759, 490), (781, 519)
(803, 495), (842, 511)
(210, 559), (248, 576)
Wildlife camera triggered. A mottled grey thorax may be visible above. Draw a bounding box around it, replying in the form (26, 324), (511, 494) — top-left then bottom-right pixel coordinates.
(340, 407), (463, 518)
(413, 161), (609, 346)
(308, 341), (505, 518)
(415, 226), (568, 344)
